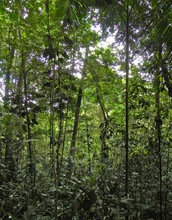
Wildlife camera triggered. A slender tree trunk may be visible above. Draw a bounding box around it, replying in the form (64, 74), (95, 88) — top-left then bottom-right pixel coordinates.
(67, 86), (83, 179)
(125, 3), (130, 220)
(14, 61), (24, 106)
(55, 97), (64, 220)
(23, 52), (35, 198)
(70, 87), (83, 157)
(4, 68), (10, 108)
(4, 29), (15, 108)
(161, 60), (172, 97)
(69, 48), (89, 170)
(4, 27), (15, 181)
(4, 130), (16, 181)
(97, 94), (109, 161)
(50, 86), (55, 176)
(154, 45), (162, 220)
(85, 122), (91, 174)
(164, 137), (170, 220)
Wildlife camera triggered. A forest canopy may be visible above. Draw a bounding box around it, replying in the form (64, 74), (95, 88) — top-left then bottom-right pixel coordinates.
(0, 0), (172, 219)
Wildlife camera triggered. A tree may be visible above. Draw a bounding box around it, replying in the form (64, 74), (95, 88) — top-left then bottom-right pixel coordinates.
(1, 0), (172, 219)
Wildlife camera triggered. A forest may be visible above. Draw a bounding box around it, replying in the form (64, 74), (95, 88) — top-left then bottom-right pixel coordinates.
(0, 0), (172, 219)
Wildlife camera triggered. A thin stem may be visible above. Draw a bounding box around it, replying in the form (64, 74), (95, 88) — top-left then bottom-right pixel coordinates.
(125, 3), (129, 220)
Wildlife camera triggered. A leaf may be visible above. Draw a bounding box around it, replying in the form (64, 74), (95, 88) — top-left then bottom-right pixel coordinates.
(80, 189), (97, 211)
(28, 111), (34, 121)
(121, 196), (133, 205)
(11, 104), (18, 109)
(140, 203), (153, 210)
(24, 205), (36, 220)
(72, 199), (81, 211)
(23, 139), (39, 143)
(55, 0), (69, 22)
(151, 0), (157, 9)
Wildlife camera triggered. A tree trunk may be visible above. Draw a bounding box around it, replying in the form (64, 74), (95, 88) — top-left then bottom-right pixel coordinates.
(125, 3), (130, 220)
(70, 87), (83, 158)
(69, 47), (89, 168)
(154, 45), (162, 220)
(4, 28), (15, 181)
(97, 94), (109, 161)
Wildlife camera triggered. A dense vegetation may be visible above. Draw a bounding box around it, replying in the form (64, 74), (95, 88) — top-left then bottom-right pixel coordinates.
(0, 0), (172, 219)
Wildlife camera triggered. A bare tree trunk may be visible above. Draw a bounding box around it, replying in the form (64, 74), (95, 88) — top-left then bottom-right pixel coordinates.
(4, 28), (15, 108)
(68, 48), (89, 173)
(70, 87), (83, 158)
(154, 45), (162, 220)
(85, 122), (92, 174)
(97, 94), (109, 161)
(22, 52), (36, 199)
(125, 3), (130, 220)
(4, 26), (15, 182)
(161, 60), (172, 97)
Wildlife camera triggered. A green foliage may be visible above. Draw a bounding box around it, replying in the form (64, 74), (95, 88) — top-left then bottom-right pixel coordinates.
(0, 0), (172, 219)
